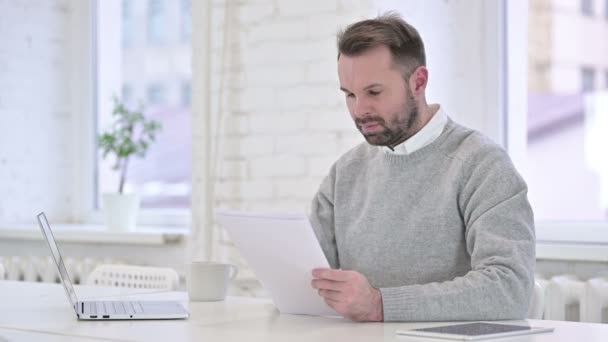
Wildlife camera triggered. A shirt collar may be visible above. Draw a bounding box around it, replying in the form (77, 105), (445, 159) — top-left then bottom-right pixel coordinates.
(382, 106), (448, 155)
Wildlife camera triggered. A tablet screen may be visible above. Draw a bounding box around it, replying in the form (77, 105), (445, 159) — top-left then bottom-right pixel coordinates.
(415, 322), (531, 335)
(397, 322), (554, 341)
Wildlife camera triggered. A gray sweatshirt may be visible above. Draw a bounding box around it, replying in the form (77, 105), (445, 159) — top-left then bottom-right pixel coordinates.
(309, 118), (535, 322)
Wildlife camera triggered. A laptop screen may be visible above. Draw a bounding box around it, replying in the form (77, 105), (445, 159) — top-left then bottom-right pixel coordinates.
(36, 212), (79, 310)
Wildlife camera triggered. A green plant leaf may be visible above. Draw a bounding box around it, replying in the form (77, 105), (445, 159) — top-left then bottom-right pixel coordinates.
(97, 95), (162, 192)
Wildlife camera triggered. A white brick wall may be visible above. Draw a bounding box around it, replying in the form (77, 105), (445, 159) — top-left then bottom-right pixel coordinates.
(0, 0), (75, 223)
(191, 0), (372, 291)
(206, 0), (372, 220)
(276, 0), (339, 17)
(250, 155), (306, 177)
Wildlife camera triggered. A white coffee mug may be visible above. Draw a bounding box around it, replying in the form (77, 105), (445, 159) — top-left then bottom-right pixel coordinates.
(187, 261), (238, 301)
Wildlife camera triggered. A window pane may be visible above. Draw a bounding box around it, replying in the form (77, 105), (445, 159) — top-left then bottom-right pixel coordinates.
(581, 0), (593, 16)
(181, 81), (191, 106)
(147, 0), (166, 45)
(581, 67), (596, 92)
(122, 84), (132, 104)
(122, 0), (134, 47)
(96, 0), (191, 209)
(181, 0), (191, 42)
(527, 0), (608, 222)
(146, 83), (166, 105)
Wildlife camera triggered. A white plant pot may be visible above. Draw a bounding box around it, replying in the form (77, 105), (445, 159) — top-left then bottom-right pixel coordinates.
(102, 193), (140, 231)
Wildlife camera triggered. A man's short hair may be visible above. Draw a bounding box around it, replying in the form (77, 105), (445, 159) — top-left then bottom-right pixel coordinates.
(337, 12), (426, 78)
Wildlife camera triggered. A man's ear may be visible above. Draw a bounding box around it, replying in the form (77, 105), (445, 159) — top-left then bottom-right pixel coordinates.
(408, 66), (428, 95)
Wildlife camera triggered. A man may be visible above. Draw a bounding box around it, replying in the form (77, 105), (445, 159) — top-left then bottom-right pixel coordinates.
(309, 13), (535, 322)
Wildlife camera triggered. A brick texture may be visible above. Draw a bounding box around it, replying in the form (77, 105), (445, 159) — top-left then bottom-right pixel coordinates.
(192, 0), (371, 294)
(0, 0), (74, 223)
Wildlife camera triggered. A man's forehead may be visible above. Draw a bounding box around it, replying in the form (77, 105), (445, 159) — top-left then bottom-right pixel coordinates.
(338, 51), (397, 91)
(338, 69), (392, 92)
(338, 47), (393, 71)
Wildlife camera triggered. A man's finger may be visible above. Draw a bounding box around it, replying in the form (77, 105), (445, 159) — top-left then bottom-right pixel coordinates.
(318, 288), (343, 301)
(323, 297), (342, 310)
(311, 278), (344, 291)
(312, 268), (352, 281)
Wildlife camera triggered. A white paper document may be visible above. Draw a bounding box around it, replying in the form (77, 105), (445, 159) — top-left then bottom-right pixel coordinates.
(215, 209), (338, 317)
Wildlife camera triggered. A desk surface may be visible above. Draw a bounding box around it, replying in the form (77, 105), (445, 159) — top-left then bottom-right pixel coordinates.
(0, 281), (606, 342)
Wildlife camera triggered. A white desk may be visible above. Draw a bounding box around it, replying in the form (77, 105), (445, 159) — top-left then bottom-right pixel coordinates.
(0, 281), (606, 342)
(0, 327), (111, 342)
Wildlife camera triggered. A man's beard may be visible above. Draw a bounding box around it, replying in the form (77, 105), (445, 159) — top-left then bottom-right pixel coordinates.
(355, 95), (419, 147)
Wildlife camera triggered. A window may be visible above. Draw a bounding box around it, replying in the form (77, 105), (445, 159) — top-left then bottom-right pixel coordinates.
(122, 84), (133, 105)
(582, 0), (594, 16)
(146, 83), (166, 105)
(181, 0), (192, 42)
(181, 81), (191, 106)
(147, 0), (166, 45)
(122, 0), (133, 47)
(96, 1), (192, 210)
(581, 67), (596, 93)
(526, 0), (608, 223)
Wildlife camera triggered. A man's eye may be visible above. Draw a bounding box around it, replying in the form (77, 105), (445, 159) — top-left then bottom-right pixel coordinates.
(346, 93), (355, 98)
(369, 90), (381, 96)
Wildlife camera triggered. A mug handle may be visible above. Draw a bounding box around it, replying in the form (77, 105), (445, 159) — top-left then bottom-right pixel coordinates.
(229, 264), (238, 280)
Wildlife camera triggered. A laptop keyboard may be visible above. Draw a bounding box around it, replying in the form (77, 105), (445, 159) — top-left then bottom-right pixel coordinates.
(83, 301), (144, 315)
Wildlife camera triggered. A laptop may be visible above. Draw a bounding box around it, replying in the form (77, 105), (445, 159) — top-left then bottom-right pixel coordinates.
(36, 212), (189, 320)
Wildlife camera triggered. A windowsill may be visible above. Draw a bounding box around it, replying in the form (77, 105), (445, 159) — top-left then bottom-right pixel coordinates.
(85, 209), (191, 227)
(536, 241), (608, 262)
(536, 222), (608, 262)
(1, 222), (606, 260)
(0, 223), (189, 246)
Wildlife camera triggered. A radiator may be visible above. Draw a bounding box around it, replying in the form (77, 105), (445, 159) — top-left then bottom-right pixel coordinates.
(0, 255), (264, 297)
(541, 275), (608, 324)
(0, 256), (117, 285)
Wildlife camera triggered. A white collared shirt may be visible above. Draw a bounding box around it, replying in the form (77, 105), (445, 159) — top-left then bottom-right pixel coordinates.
(381, 106), (448, 155)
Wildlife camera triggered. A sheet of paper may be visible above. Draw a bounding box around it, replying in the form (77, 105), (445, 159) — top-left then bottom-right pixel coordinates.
(215, 209), (338, 317)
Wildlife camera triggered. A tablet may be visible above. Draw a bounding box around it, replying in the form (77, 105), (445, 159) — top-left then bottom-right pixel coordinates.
(214, 208), (337, 317)
(396, 322), (554, 341)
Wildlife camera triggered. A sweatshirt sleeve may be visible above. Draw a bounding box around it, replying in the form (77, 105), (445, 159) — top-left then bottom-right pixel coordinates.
(380, 147), (536, 322)
(309, 164), (340, 269)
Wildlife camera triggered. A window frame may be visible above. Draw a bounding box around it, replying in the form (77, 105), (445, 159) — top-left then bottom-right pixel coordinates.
(71, 0), (190, 228)
(506, 0), (608, 260)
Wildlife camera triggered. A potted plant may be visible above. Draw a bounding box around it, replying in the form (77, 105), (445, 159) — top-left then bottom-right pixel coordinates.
(98, 96), (162, 230)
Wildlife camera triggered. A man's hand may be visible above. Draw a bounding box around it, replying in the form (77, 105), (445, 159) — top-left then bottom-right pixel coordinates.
(311, 268), (384, 322)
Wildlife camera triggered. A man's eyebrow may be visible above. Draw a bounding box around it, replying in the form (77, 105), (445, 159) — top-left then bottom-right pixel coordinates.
(340, 84), (383, 93)
(363, 83), (383, 90)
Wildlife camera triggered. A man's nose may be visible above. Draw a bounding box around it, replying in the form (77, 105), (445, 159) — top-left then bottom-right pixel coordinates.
(353, 97), (371, 118)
